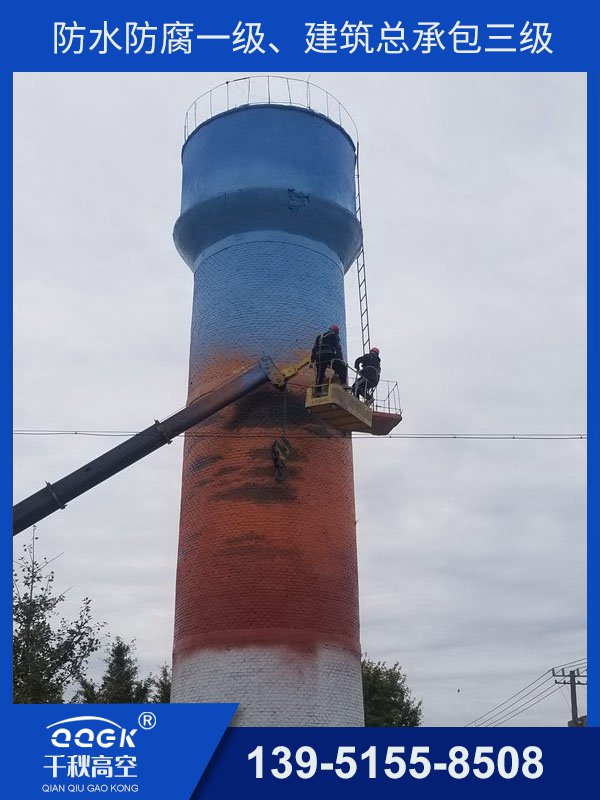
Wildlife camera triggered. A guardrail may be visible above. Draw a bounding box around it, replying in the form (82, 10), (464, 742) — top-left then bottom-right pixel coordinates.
(183, 75), (359, 144)
(371, 379), (402, 416)
(310, 362), (402, 417)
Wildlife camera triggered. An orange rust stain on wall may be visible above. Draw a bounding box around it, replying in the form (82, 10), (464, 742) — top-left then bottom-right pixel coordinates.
(173, 355), (360, 660)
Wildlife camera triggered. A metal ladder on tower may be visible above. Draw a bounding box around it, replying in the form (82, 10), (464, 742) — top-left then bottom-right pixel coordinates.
(354, 142), (371, 355)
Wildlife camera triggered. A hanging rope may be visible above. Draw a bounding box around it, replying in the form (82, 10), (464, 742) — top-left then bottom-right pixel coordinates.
(282, 385), (288, 437)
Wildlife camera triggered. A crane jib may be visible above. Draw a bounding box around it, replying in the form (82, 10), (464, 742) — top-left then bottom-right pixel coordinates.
(12, 360), (272, 536)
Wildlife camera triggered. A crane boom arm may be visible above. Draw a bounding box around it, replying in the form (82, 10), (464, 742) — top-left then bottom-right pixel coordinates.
(13, 354), (309, 536)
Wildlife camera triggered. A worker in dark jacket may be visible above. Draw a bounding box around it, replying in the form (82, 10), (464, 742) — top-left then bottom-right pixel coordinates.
(311, 324), (348, 388)
(353, 347), (381, 401)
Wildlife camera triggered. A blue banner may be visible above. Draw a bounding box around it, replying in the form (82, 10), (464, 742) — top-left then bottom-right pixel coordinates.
(0, 2), (598, 72)
(6, 704), (236, 798)
(195, 727), (600, 798)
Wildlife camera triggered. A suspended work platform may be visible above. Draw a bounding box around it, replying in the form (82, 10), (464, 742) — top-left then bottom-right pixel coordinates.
(371, 410), (403, 436)
(305, 368), (402, 436)
(306, 382), (373, 433)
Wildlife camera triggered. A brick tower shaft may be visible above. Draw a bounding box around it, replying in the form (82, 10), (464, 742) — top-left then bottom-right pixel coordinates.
(171, 101), (364, 726)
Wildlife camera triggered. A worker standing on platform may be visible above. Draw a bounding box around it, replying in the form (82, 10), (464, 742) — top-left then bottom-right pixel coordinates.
(311, 324), (348, 389)
(353, 346), (381, 401)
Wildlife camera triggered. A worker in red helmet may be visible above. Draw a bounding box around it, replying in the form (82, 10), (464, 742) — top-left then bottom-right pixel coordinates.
(353, 346), (381, 402)
(311, 324), (348, 391)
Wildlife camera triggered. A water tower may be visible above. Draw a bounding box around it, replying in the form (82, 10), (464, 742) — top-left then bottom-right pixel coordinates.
(171, 78), (365, 725)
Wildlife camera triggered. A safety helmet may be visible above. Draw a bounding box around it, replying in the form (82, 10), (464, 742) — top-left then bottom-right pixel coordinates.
(329, 324), (340, 333)
(370, 346), (380, 354)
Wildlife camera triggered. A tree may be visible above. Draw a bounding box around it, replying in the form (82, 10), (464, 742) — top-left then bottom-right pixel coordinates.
(75, 638), (154, 703)
(77, 649), (171, 703)
(13, 531), (104, 703)
(362, 655), (423, 726)
(152, 664), (172, 703)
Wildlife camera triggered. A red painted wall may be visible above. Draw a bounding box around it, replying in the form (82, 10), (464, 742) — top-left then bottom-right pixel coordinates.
(173, 359), (360, 664)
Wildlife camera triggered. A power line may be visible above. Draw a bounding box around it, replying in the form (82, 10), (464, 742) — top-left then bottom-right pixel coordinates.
(473, 678), (556, 727)
(464, 658), (587, 727)
(465, 673), (554, 727)
(552, 657), (587, 669)
(12, 429), (587, 441)
(558, 685), (573, 713)
(489, 685), (562, 727)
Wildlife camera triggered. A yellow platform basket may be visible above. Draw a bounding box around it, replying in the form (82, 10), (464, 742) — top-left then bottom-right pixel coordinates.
(305, 383), (373, 433)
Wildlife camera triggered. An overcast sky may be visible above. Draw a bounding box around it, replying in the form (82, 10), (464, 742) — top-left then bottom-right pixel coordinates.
(13, 72), (586, 726)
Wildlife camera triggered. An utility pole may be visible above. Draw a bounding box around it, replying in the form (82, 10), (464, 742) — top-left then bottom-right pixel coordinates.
(552, 667), (587, 726)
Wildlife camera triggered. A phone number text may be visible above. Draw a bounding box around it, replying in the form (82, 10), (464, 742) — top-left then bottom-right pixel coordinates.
(248, 744), (543, 780)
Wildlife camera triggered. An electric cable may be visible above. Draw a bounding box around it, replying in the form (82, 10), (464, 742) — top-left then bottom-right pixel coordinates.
(464, 658), (587, 727)
(13, 429), (587, 441)
(464, 672), (554, 727)
(489, 685), (562, 727)
(470, 678), (556, 727)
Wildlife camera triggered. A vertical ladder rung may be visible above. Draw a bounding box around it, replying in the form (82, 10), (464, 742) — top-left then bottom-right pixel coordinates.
(355, 144), (370, 354)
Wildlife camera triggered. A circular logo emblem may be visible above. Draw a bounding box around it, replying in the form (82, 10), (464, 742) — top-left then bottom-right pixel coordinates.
(137, 711), (157, 730)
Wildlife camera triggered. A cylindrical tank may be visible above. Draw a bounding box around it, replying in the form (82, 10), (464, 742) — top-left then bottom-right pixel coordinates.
(171, 99), (364, 726)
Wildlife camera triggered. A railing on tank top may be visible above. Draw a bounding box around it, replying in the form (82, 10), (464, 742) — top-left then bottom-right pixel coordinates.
(183, 76), (359, 145)
(309, 361), (402, 417)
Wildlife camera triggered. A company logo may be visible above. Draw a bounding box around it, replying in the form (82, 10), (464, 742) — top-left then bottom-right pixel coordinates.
(47, 716), (138, 749)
